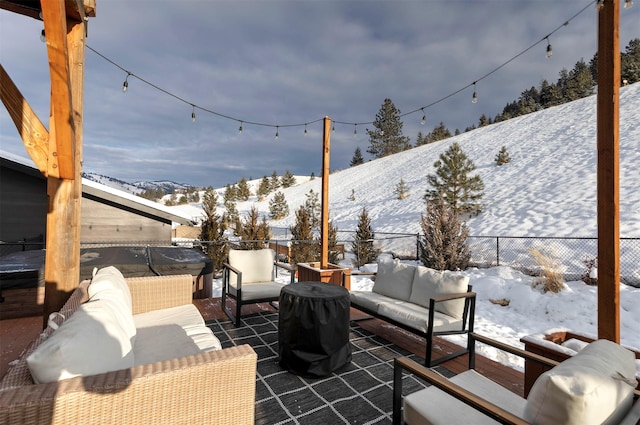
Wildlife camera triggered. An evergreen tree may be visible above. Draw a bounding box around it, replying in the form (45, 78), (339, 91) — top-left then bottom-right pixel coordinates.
(394, 178), (409, 200)
(289, 206), (319, 267)
(539, 79), (563, 108)
(309, 172), (315, 180)
(199, 188), (228, 274)
(622, 38), (640, 84)
(419, 194), (470, 271)
(366, 98), (412, 158)
(327, 220), (341, 265)
(281, 170), (296, 188)
(269, 191), (289, 220)
(350, 147), (365, 166)
(236, 177), (251, 201)
(564, 59), (594, 101)
(304, 189), (321, 228)
(225, 200), (239, 226)
(257, 176), (270, 201)
(478, 114), (491, 127)
(223, 184), (237, 203)
(495, 146), (511, 166)
(351, 207), (379, 268)
(236, 206), (271, 250)
(425, 142), (484, 215)
(415, 131), (428, 147)
(270, 170), (280, 191)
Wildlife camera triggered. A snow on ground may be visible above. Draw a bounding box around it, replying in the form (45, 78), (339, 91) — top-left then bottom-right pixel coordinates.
(171, 83), (640, 373)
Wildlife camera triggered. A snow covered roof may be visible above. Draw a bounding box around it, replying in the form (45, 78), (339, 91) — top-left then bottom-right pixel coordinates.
(0, 150), (194, 226)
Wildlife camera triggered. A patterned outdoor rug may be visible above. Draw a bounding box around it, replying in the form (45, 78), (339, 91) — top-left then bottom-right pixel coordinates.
(208, 312), (453, 425)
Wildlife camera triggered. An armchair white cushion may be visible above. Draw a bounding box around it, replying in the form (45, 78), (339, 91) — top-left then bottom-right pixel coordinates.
(372, 260), (416, 301)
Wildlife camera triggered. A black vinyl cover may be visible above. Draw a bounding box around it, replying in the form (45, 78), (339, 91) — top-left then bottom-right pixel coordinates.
(278, 281), (352, 377)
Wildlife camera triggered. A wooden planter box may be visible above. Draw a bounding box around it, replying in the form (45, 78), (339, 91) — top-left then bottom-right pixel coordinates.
(520, 330), (640, 397)
(297, 262), (350, 289)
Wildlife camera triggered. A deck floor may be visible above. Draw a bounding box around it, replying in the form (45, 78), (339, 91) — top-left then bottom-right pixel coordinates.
(0, 297), (525, 397)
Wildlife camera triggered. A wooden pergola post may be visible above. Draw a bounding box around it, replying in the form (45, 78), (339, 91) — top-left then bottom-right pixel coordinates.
(596, 0), (620, 342)
(320, 117), (331, 269)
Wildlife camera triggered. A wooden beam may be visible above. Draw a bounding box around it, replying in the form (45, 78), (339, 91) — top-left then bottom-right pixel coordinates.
(0, 64), (50, 176)
(320, 117), (331, 269)
(42, 16), (86, 326)
(41, 0), (75, 179)
(596, 0), (620, 342)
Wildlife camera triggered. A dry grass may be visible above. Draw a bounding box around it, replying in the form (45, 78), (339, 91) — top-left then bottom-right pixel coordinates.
(489, 298), (510, 306)
(528, 247), (564, 293)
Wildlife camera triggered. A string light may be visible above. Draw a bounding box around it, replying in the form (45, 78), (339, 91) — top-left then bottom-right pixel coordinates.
(625, 0), (633, 8)
(84, 1), (596, 138)
(332, 123), (335, 132)
(420, 108), (426, 125)
(191, 105), (196, 123)
(304, 123), (308, 136)
(40, 29), (46, 43)
(122, 72), (131, 93)
(546, 37), (553, 58)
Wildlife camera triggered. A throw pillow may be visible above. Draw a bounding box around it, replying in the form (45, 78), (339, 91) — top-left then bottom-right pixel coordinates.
(372, 260), (415, 301)
(409, 267), (469, 319)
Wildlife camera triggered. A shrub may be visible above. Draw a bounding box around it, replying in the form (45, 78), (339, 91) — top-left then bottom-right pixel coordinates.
(529, 247), (564, 293)
(581, 256), (598, 286)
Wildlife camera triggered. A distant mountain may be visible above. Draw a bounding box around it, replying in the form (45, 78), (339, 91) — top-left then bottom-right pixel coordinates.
(81, 172), (193, 195)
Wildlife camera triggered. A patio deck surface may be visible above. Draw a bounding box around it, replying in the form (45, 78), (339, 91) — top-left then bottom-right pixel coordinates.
(0, 297), (525, 397)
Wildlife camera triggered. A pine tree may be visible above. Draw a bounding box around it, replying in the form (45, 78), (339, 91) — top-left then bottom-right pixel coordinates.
(257, 176), (270, 201)
(236, 206), (271, 250)
(495, 146), (511, 166)
(394, 178), (409, 200)
(199, 188), (228, 274)
(304, 189), (320, 228)
(350, 147), (364, 166)
(351, 207), (379, 268)
(310, 172), (315, 180)
(236, 177), (251, 201)
(223, 184), (237, 203)
(327, 220), (341, 265)
(270, 171), (280, 191)
(289, 206), (319, 267)
(622, 38), (640, 84)
(225, 201), (239, 226)
(425, 142), (484, 215)
(269, 191), (289, 220)
(281, 170), (296, 188)
(425, 122), (452, 144)
(366, 98), (412, 158)
(415, 131), (428, 147)
(419, 194), (470, 271)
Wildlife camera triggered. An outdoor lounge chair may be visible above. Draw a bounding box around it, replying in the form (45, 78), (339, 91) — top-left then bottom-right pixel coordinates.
(393, 332), (640, 425)
(222, 248), (295, 326)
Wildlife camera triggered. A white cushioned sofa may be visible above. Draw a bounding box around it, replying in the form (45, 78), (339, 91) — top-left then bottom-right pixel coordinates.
(393, 334), (640, 425)
(0, 266), (257, 425)
(349, 260), (476, 367)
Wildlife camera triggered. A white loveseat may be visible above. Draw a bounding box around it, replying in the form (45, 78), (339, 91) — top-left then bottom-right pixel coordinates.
(349, 260), (476, 367)
(0, 266), (257, 425)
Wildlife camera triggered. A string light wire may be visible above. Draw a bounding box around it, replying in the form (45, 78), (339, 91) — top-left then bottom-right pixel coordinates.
(85, 0), (599, 134)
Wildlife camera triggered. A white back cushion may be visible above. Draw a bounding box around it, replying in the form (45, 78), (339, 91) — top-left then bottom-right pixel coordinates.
(228, 249), (275, 285)
(409, 267), (469, 319)
(372, 260), (415, 301)
(524, 339), (637, 425)
(88, 266), (136, 340)
(27, 298), (135, 383)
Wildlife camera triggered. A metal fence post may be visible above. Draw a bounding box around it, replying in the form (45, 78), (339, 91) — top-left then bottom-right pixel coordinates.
(496, 236), (500, 266)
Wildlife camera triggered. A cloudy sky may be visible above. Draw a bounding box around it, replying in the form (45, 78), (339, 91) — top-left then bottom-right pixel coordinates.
(1, 1), (638, 187)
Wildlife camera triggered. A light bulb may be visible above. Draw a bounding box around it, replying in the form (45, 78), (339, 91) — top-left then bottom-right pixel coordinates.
(546, 38), (552, 58)
(275, 127), (279, 140)
(353, 124), (357, 136)
(192, 112), (196, 123)
(472, 91), (478, 104)
(304, 124), (308, 136)
(40, 29), (46, 43)
(421, 109), (426, 125)
(624, 0), (633, 8)
(122, 73), (130, 93)
(238, 122), (243, 134)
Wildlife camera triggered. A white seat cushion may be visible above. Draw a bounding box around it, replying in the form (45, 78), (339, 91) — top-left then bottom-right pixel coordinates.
(404, 370), (526, 425)
(377, 301), (463, 333)
(524, 339), (637, 425)
(372, 260), (416, 301)
(133, 304), (221, 365)
(349, 291), (395, 313)
(228, 281), (286, 300)
(27, 298), (135, 383)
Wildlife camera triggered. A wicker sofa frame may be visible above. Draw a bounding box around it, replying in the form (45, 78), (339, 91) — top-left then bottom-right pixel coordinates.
(0, 275), (257, 425)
